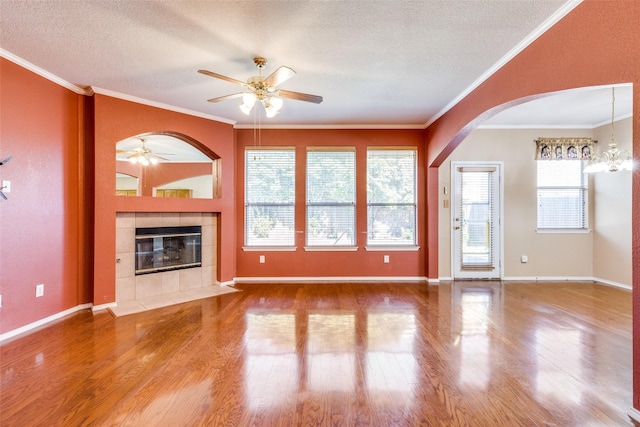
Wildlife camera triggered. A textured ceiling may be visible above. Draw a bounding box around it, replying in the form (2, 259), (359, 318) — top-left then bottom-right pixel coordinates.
(1, 0), (629, 129)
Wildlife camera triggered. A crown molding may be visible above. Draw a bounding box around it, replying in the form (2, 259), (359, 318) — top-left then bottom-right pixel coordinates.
(92, 87), (236, 125)
(233, 123), (425, 130)
(0, 48), (91, 95)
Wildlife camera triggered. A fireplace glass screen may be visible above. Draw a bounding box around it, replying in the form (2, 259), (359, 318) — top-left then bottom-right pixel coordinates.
(135, 226), (202, 275)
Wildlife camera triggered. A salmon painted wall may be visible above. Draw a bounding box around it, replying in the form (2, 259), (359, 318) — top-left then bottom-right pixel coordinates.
(93, 95), (235, 306)
(236, 128), (426, 279)
(0, 58), (91, 333)
(423, 0), (640, 410)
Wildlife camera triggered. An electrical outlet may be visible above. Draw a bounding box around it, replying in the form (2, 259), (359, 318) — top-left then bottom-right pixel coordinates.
(1, 180), (10, 193)
(259, 255), (265, 264)
(0, 295), (2, 308)
(36, 283), (44, 297)
(383, 255), (390, 263)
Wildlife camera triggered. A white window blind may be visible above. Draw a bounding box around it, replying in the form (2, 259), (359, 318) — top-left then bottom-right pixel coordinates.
(306, 148), (355, 246)
(245, 148), (295, 246)
(457, 168), (496, 269)
(367, 149), (417, 245)
(537, 160), (588, 230)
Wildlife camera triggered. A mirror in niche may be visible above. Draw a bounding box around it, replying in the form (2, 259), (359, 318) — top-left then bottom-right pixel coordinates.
(116, 173), (139, 196)
(115, 133), (220, 199)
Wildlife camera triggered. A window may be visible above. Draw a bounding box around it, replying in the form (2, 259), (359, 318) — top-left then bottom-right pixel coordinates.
(537, 160), (588, 230)
(367, 148), (417, 245)
(306, 148), (355, 246)
(245, 148), (295, 246)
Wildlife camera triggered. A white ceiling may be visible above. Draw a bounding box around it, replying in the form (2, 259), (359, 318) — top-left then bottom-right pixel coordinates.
(0, 0), (632, 130)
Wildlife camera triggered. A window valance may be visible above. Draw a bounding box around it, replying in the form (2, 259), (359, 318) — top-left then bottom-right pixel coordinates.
(535, 137), (596, 160)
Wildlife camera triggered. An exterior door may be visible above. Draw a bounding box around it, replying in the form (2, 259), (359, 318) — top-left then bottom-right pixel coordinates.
(452, 162), (502, 279)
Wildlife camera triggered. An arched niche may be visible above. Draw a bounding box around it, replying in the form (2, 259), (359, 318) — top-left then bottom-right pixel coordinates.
(115, 131), (221, 198)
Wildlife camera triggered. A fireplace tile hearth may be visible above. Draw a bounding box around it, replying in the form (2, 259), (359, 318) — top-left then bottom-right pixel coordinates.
(109, 285), (238, 317)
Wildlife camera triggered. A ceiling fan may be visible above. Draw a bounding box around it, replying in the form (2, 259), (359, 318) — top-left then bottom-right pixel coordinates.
(116, 138), (172, 166)
(198, 57), (323, 118)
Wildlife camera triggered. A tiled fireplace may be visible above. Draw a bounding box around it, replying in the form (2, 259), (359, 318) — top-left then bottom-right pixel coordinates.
(115, 212), (219, 314)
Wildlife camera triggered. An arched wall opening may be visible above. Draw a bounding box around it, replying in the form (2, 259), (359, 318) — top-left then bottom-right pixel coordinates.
(422, 1), (640, 413)
(435, 85), (632, 286)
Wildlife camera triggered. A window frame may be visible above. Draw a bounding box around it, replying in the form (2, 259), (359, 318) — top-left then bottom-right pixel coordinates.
(243, 147), (297, 249)
(366, 147), (418, 248)
(536, 160), (589, 233)
(305, 147), (357, 250)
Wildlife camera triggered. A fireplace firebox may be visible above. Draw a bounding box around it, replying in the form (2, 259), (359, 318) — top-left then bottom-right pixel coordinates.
(135, 226), (202, 275)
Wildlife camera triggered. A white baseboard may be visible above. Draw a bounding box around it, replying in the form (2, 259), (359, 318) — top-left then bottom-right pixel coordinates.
(502, 275), (595, 281)
(233, 276), (429, 283)
(628, 406), (640, 424)
(0, 303), (92, 343)
(591, 277), (632, 291)
(502, 276), (631, 290)
(92, 302), (117, 312)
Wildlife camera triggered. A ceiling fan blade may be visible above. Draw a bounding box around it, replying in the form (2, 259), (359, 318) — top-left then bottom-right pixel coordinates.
(198, 69), (247, 86)
(152, 155), (170, 161)
(207, 93), (244, 103)
(264, 66), (296, 88)
(278, 90), (323, 104)
(116, 149), (134, 154)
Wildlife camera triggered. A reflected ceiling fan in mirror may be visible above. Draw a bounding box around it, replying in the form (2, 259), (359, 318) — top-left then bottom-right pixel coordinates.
(116, 138), (173, 166)
(198, 57), (323, 118)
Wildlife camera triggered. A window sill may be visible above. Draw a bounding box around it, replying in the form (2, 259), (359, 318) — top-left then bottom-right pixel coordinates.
(242, 246), (297, 251)
(365, 245), (420, 251)
(535, 229), (591, 234)
(304, 246), (359, 252)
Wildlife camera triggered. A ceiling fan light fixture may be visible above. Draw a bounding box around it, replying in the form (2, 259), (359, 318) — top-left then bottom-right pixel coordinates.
(270, 96), (283, 111)
(239, 103), (253, 115)
(242, 92), (257, 108)
(264, 103), (279, 118)
(200, 57), (322, 121)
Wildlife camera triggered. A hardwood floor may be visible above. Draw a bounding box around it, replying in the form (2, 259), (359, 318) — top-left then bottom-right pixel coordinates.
(0, 281), (633, 426)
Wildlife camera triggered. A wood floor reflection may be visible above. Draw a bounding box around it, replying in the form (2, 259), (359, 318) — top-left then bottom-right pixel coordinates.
(1, 281), (633, 426)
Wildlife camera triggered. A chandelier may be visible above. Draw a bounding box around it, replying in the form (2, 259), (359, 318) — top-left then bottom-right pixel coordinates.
(584, 87), (632, 173)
